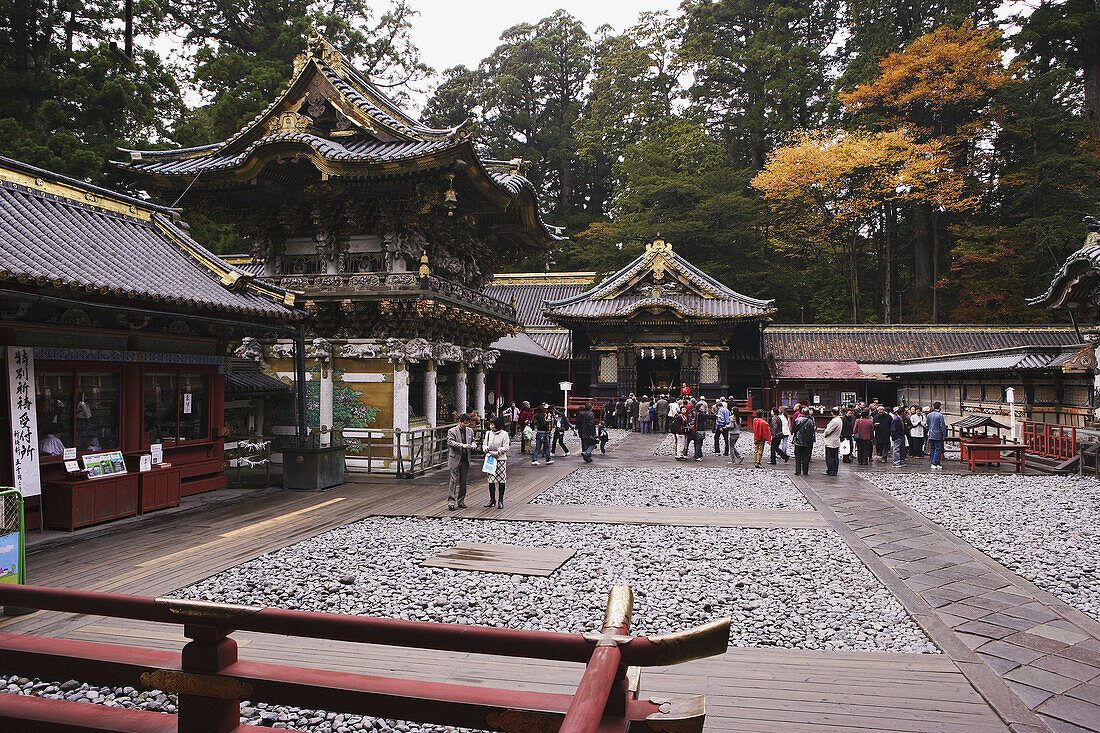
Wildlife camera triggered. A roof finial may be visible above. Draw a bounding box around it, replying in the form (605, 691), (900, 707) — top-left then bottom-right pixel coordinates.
(647, 236), (671, 253)
(418, 249), (430, 278)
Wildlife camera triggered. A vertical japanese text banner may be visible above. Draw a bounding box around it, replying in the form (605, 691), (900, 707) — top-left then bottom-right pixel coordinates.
(7, 347), (41, 497)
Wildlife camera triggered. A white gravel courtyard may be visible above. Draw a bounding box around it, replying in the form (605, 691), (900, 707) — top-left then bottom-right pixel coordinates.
(531, 467), (812, 510)
(865, 472), (1100, 621)
(170, 516), (935, 653)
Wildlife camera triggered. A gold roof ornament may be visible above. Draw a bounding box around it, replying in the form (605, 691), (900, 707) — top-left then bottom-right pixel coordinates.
(646, 236), (673, 253)
(418, 250), (430, 278)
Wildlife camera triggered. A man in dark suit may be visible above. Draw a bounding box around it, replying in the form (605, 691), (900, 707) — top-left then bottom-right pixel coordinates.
(576, 404), (596, 462)
(447, 413), (475, 510)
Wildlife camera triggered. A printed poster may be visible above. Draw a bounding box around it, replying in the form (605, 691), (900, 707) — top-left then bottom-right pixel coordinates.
(7, 347), (41, 497)
(0, 531), (19, 584)
(82, 450), (127, 479)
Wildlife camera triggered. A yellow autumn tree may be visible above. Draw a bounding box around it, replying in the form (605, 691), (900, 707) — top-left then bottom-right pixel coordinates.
(840, 21), (1011, 152)
(838, 21), (1012, 318)
(752, 128), (966, 321)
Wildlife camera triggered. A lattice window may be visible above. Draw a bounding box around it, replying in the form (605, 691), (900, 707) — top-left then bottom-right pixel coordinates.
(1065, 385), (1090, 405)
(1034, 385), (1058, 404)
(699, 354), (720, 384)
(599, 354), (617, 383)
(964, 384), (982, 401)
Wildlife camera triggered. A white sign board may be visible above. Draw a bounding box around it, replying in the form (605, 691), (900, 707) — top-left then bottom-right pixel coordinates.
(151, 443), (163, 465)
(7, 347), (41, 497)
(140, 455), (152, 472)
(183, 393), (192, 415)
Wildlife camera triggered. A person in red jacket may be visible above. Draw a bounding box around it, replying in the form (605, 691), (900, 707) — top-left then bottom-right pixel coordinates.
(752, 409), (772, 468)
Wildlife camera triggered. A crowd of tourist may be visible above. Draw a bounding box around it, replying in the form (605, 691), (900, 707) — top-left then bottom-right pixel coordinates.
(746, 400), (949, 475)
(447, 389), (952, 509)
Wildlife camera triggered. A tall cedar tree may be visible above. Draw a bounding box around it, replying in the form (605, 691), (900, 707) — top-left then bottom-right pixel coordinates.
(1018, 0), (1100, 143)
(0, 0), (181, 185)
(839, 0), (998, 87)
(165, 0), (428, 147)
(680, 0), (840, 169)
(574, 13), (683, 224)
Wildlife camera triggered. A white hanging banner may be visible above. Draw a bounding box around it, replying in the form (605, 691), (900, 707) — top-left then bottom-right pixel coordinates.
(7, 347), (42, 497)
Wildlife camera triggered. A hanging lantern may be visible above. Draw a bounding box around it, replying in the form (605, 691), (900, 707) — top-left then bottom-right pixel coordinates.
(443, 173), (458, 216)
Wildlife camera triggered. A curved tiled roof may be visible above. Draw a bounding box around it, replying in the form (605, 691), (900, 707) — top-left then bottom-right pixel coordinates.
(529, 331), (572, 359)
(0, 157), (297, 319)
(1028, 242), (1100, 310)
(116, 36), (563, 250)
(484, 281), (590, 328)
(545, 246), (774, 321)
(764, 325), (1079, 363)
(123, 133), (462, 176)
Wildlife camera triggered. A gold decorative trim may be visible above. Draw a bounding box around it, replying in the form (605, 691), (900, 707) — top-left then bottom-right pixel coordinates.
(490, 272), (597, 286)
(140, 670), (253, 700)
(643, 695), (707, 733)
(603, 584), (634, 631)
(153, 597), (263, 620)
(646, 617), (731, 665)
(0, 165), (154, 222)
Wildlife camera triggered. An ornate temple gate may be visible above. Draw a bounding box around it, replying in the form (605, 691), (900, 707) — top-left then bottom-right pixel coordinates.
(0, 584), (727, 732)
(545, 240), (774, 402)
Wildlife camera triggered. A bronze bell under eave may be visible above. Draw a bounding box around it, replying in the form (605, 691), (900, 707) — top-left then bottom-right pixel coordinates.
(443, 173), (458, 215)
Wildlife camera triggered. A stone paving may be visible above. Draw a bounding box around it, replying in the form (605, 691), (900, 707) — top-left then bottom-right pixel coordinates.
(794, 471), (1100, 733)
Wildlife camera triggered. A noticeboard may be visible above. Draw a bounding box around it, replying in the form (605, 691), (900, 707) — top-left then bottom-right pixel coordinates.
(6, 348), (41, 498)
(0, 489), (24, 586)
(81, 450), (128, 479)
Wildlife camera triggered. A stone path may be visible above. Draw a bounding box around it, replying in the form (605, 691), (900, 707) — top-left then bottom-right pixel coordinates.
(3, 430), (1099, 731)
(794, 471), (1100, 733)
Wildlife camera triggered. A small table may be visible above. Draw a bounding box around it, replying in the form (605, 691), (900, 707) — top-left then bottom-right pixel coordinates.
(963, 442), (1025, 473)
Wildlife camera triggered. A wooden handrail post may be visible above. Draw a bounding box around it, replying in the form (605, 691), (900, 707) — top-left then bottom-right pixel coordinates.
(177, 624), (240, 733)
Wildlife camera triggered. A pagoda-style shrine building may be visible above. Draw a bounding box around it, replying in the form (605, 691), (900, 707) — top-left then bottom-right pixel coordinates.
(544, 238), (776, 401)
(119, 32), (559, 465)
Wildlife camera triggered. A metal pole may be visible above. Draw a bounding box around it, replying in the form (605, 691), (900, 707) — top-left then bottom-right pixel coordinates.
(294, 323), (308, 448)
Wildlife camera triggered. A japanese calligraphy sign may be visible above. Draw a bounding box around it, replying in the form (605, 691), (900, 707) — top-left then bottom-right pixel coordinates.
(7, 347), (41, 497)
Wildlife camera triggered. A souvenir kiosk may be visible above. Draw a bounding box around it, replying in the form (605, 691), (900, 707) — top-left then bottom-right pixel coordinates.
(0, 156), (302, 530)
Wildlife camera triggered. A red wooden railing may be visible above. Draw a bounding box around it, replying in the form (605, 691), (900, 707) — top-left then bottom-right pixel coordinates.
(0, 584), (728, 733)
(1022, 421), (1078, 461)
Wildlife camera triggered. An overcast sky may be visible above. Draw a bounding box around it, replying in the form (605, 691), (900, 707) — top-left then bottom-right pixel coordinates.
(409, 0), (679, 73)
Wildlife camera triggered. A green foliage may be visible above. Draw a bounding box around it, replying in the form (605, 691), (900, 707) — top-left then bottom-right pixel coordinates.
(681, 0), (842, 167)
(1, 0), (1098, 325)
(838, 0), (999, 88)
(164, 0), (429, 147)
(0, 0), (182, 185)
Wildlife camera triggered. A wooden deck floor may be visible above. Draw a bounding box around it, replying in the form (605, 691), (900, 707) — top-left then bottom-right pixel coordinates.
(0, 435), (1018, 732)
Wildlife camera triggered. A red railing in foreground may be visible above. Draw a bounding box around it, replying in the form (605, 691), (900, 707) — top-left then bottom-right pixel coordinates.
(0, 583), (729, 733)
(1023, 421), (1078, 461)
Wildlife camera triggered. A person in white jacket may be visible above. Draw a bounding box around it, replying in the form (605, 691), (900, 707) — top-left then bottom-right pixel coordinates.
(822, 408), (844, 476)
(481, 416), (511, 508)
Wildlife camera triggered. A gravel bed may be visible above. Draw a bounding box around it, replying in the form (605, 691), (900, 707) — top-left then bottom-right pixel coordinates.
(171, 517), (934, 653)
(3, 517), (936, 729)
(865, 472), (1100, 621)
(531, 467), (811, 510)
(0, 677), (466, 732)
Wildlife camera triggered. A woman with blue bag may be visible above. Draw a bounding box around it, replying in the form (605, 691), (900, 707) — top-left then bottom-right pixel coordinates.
(481, 416), (511, 508)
